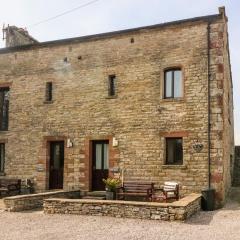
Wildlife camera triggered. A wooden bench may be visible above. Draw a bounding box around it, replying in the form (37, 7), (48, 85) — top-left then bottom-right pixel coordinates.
(152, 181), (179, 202)
(116, 181), (154, 201)
(0, 179), (21, 197)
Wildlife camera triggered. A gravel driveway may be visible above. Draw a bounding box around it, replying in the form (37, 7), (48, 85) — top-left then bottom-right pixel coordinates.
(0, 200), (240, 240)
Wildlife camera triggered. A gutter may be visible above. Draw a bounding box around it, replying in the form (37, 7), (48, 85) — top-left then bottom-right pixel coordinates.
(207, 21), (211, 189)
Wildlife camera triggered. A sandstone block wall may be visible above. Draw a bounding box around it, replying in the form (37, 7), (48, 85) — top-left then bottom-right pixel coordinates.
(0, 9), (234, 207)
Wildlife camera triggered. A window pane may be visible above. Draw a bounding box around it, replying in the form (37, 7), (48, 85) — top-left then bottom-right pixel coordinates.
(0, 144), (5, 172)
(0, 88), (9, 131)
(166, 139), (175, 164)
(166, 138), (183, 165)
(103, 143), (109, 170)
(109, 75), (116, 96)
(174, 70), (182, 97)
(46, 82), (52, 101)
(165, 71), (172, 98)
(95, 144), (102, 170)
(53, 144), (61, 169)
(175, 138), (183, 164)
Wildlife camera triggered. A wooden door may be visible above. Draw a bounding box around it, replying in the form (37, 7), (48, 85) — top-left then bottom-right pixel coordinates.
(92, 141), (109, 191)
(49, 141), (64, 189)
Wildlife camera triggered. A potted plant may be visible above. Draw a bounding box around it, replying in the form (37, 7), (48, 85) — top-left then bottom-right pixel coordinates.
(21, 179), (34, 195)
(102, 177), (120, 200)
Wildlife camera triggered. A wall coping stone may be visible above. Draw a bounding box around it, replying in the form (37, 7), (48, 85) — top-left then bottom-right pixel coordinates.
(4, 190), (79, 200)
(45, 193), (201, 208)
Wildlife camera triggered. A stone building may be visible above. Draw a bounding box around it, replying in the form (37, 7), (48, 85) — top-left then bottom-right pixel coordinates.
(0, 7), (234, 207)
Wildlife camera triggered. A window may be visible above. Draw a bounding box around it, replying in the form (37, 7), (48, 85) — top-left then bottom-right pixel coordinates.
(45, 82), (53, 102)
(166, 138), (183, 165)
(0, 88), (9, 131)
(108, 75), (116, 97)
(164, 69), (182, 98)
(0, 143), (5, 172)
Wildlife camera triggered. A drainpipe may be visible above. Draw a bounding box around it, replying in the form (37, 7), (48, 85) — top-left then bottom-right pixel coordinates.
(201, 21), (215, 211)
(207, 22), (211, 189)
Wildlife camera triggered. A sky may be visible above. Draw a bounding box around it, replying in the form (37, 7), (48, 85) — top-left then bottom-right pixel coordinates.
(0, 0), (239, 144)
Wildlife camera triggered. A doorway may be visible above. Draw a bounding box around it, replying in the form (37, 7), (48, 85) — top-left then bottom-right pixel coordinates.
(49, 141), (64, 189)
(92, 140), (109, 191)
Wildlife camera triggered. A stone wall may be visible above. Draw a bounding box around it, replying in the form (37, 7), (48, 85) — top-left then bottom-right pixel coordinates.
(3, 190), (80, 212)
(0, 8), (234, 207)
(43, 193), (201, 221)
(233, 146), (240, 186)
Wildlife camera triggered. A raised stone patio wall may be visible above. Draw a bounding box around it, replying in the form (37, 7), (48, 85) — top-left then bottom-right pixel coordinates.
(3, 190), (80, 212)
(44, 193), (201, 221)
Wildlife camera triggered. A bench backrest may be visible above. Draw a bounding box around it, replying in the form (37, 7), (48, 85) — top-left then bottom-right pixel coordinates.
(0, 179), (21, 188)
(163, 181), (179, 191)
(123, 182), (154, 193)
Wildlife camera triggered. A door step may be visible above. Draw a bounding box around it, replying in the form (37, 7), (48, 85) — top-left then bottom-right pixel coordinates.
(82, 196), (106, 200)
(82, 191), (106, 200)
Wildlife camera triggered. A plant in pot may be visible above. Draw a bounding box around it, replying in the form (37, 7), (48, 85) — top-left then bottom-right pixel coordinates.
(102, 177), (120, 200)
(21, 179), (34, 195)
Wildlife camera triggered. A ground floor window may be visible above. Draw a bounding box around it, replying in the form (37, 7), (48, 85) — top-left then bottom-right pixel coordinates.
(0, 143), (5, 172)
(166, 138), (183, 165)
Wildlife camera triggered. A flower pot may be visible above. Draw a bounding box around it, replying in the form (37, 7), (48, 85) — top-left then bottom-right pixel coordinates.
(21, 188), (31, 195)
(106, 191), (116, 200)
(21, 187), (34, 195)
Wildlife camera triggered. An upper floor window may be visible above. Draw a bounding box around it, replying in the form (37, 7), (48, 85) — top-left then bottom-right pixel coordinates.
(0, 143), (5, 172)
(164, 69), (182, 98)
(45, 82), (53, 102)
(108, 75), (116, 97)
(166, 138), (183, 165)
(0, 88), (9, 131)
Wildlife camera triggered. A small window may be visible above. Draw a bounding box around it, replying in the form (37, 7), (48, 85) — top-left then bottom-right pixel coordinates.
(0, 143), (5, 172)
(0, 88), (9, 131)
(108, 75), (116, 97)
(166, 138), (183, 165)
(164, 69), (182, 98)
(45, 82), (53, 102)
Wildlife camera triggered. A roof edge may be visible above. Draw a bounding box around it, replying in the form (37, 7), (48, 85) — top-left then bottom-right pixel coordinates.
(0, 13), (221, 54)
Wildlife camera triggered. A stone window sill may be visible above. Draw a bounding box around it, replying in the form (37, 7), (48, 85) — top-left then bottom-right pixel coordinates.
(162, 165), (187, 170)
(105, 96), (117, 99)
(0, 130), (8, 133)
(160, 97), (185, 103)
(44, 100), (54, 104)
(0, 172), (6, 176)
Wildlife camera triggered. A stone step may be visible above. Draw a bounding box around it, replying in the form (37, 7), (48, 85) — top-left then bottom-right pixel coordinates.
(81, 196), (106, 200)
(86, 191), (106, 197)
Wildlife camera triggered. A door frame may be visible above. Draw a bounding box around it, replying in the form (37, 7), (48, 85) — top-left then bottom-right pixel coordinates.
(85, 136), (119, 192)
(92, 140), (109, 191)
(41, 136), (67, 191)
(49, 141), (65, 190)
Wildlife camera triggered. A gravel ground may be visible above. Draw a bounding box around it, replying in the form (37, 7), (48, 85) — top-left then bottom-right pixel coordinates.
(0, 200), (240, 240)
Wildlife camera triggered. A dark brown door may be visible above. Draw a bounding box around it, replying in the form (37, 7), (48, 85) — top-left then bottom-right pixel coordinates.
(92, 141), (109, 191)
(49, 141), (64, 189)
